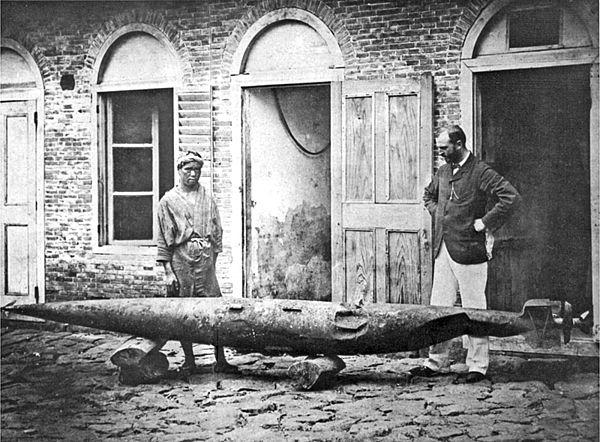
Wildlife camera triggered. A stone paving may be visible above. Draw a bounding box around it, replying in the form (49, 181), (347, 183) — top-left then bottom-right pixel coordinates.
(1, 325), (598, 441)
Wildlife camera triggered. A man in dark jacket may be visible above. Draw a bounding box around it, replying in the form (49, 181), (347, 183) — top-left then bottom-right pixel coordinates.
(411, 125), (521, 383)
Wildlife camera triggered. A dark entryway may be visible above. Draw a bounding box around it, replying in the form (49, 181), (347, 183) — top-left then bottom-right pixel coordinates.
(478, 65), (591, 315)
(243, 85), (332, 301)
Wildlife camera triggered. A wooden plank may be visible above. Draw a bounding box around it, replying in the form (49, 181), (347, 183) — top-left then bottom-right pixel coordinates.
(229, 82), (244, 299)
(178, 110), (210, 119)
(178, 92), (211, 102)
(463, 47), (598, 72)
(418, 227), (431, 305)
(342, 203), (423, 230)
(0, 89), (41, 101)
(242, 89), (253, 298)
(343, 79), (420, 95)
(179, 127), (211, 136)
(388, 93), (419, 201)
(231, 67), (343, 87)
(33, 96), (44, 303)
(591, 62), (600, 341)
(387, 231), (420, 304)
(178, 102), (210, 111)
(375, 92), (386, 203)
(490, 335), (599, 358)
(344, 229), (374, 305)
(487, 243), (517, 311)
(330, 82), (344, 303)
(179, 118), (211, 127)
(419, 73), (434, 306)
(95, 80), (178, 93)
(375, 229), (386, 304)
(97, 97), (108, 245)
(344, 95), (373, 202)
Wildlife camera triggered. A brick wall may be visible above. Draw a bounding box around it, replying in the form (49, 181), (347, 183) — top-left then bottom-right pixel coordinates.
(1, 0), (485, 301)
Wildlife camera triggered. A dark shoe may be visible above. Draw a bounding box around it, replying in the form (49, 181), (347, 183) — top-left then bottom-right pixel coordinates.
(409, 366), (440, 377)
(465, 372), (487, 383)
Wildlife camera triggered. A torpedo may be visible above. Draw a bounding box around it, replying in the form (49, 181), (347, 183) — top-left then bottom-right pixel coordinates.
(2, 297), (575, 356)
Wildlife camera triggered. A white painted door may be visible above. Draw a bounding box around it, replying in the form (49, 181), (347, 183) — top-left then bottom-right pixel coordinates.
(0, 100), (38, 305)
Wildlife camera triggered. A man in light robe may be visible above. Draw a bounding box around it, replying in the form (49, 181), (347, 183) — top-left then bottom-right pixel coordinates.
(157, 150), (237, 373)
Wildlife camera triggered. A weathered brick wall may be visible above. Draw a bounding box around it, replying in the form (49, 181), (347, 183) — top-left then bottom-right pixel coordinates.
(1, 0), (486, 301)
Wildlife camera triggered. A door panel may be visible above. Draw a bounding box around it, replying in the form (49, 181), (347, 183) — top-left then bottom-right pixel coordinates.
(388, 230), (420, 304)
(388, 94), (419, 201)
(345, 96), (373, 202)
(332, 75), (433, 305)
(6, 115), (29, 205)
(6, 225), (29, 294)
(344, 229), (375, 304)
(1, 100), (37, 305)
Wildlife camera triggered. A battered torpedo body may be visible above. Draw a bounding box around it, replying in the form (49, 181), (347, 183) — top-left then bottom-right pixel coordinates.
(3, 297), (573, 355)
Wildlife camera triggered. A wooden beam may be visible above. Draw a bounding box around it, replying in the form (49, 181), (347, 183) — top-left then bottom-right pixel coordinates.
(490, 335), (599, 358)
(111, 336), (169, 385)
(463, 47), (598, 72)
(288, 355), (346, 390)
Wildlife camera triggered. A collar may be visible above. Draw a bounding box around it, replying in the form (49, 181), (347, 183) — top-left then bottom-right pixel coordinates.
(449, 152), (474, 182)
(457, 151), (470, 168)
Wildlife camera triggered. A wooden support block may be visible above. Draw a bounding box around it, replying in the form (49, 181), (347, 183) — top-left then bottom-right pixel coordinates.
(110, 336), (169, 385)
(110, 336), (167, 367)
(117, 351), (170, 386)
(288, 355), (346, 390)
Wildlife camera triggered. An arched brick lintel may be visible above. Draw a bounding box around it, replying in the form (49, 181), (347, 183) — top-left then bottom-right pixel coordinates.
(454, 0), (599, 58)
(85, 11), (194, 85)
(223, 1), (356, 76)
(1, 35), (51, 88)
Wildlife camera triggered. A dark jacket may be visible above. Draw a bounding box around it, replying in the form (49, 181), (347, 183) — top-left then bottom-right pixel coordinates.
(423, 154), (521, 264)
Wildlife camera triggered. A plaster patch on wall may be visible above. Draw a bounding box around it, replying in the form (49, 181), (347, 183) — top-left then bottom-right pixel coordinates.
(251, 201), (331, 301)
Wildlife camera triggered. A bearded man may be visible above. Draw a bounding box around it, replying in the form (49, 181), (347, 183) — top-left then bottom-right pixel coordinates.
(410, 125), (521, 383)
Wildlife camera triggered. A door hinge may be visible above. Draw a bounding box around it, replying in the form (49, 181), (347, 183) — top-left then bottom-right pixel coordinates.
(35, 286), (40, 304)
(34, 111), (38, 126)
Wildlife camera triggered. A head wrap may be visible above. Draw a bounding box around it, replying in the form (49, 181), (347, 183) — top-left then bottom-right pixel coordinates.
(176, 151), (204, 169)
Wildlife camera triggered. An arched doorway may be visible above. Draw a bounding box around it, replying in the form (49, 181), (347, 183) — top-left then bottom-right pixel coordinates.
(0, 40), (45, 306)
(230, 10), (344, 300)
(230, 9), (434, 305)
(460, 0), (599, 345)
(91, 25), (180, 251)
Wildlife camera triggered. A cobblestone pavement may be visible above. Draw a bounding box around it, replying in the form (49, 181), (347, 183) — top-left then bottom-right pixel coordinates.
(1, 325), (598, 441)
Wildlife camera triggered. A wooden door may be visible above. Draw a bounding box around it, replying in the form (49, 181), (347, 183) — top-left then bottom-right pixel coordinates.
(0, 100), (38, 306)
(331, 75), (433, 304)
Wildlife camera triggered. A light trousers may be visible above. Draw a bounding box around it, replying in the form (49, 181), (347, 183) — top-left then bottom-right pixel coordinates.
(425, 242), (489, 375)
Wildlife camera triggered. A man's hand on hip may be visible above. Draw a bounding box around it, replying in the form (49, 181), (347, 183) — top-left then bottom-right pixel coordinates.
(474, 219), (486, 232)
